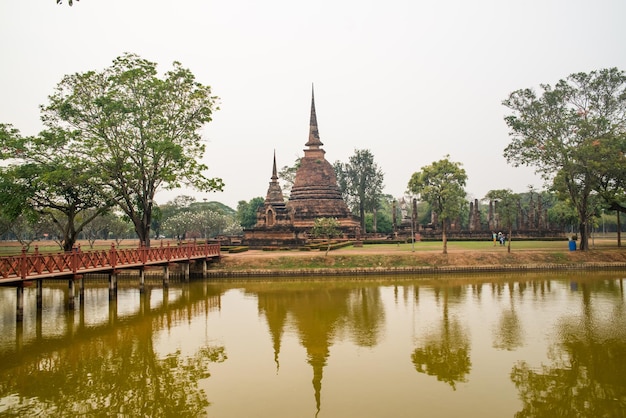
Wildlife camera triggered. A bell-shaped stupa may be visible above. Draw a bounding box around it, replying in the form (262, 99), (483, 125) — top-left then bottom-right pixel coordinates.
(287, 87), (359, 229)
(243, 86), (359, 248)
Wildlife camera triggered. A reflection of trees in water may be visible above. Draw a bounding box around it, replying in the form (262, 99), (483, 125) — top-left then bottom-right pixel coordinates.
(0, 322), (226, 417)
(492, 281), (524, 351)
(511, 280), (626, 417)
(411, 285), (471, 390)
(0, 284), (227, 417)
(252, 283), (385, 415)
(347, 287), (385, 347)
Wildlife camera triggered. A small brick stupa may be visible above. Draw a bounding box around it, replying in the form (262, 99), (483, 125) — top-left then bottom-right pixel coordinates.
(243, 87), (360, 248)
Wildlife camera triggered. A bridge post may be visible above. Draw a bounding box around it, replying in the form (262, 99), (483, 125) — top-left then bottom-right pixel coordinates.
(79, 275), (85, 297)
(16, 283), (24, 322)
(163, 265), (169, 288)
(16, 316), (23, 351)
(109, 271), (117, 300)
(202, 259), (208, 278)
(183, 263), (190, 282)
(19, 247), (27, 279)
(36, 303), (42, 340)
(109, 243), (117, 268)
(108, 289), (117, 325)
(68, 278), (75, 310)
(36, 279), (43, 310)
(139, 268), (145, 293)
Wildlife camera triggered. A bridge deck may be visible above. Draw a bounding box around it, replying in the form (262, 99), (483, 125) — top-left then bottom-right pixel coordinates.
(0, 242), (220, 283)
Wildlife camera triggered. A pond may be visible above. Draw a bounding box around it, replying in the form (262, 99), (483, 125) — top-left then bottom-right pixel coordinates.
(0, 271), (624, 417)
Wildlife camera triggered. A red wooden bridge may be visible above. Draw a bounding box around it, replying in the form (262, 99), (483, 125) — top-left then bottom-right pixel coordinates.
(0, 241), (221, 284)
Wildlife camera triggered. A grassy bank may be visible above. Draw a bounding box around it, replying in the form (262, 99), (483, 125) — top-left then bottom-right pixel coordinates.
(3, 239), (624, 273)
(215, 240), (626, 272)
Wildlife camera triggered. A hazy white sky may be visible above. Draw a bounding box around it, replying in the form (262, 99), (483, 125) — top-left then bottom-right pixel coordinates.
(2, 0), (625, 209)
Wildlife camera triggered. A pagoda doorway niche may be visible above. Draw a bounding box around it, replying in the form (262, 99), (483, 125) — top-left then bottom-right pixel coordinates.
(266, 209), (275, 226)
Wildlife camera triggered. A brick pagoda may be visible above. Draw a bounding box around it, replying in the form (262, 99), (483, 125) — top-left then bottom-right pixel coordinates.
(243, 87), (360, 248)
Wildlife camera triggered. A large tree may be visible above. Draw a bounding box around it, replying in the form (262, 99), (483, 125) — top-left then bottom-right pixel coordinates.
(0, 126), (112, 251)
(502, 68), (626, 251)
(42, 53), (224, 246)
(407, 156), (467, 254)
(334, 149), (384, 232)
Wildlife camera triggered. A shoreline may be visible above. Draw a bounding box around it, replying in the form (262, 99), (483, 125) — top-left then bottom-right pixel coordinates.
(205, 262), (626, 278)
(206, 246), (626, 278)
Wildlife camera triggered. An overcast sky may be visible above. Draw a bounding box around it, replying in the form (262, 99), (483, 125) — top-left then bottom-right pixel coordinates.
(2, 0), (625, 209)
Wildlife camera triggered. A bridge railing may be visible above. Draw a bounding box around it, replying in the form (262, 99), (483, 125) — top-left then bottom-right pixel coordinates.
(0, 241), (221, 280)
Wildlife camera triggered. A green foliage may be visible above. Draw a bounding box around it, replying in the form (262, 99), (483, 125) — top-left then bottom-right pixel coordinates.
(311, 217), (342, 255)
(485, 189), (519, 229)
(41, 53), (224, 246)
(189, 200), (236, 216)
(0, 126), (113, 251)
(107, 214), (134, 244)
(278, 157), (301, 197)
(334, 149), (385, 232)
(236, 197), (264, 229)
(364, 211), (393, 234)
(503, 68), (626, 250)
(407, 156), (467, 254)
(311, 217), (342, 239)
(160, 195), (241, 240)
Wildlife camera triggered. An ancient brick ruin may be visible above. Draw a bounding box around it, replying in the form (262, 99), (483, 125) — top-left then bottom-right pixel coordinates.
(395, 196), (559, 241)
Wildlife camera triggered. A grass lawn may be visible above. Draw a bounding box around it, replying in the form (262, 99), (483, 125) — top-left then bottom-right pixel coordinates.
(0, 239), (147, 256)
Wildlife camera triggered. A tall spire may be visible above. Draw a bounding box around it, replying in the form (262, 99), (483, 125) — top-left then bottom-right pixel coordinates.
(271, 149), (278, 181)
(305, 84), (323, 148)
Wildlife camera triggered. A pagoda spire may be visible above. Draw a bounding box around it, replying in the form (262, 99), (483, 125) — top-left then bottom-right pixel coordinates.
(271, 149), (278, 181)
(305, 84), (323, 148)
(265, 150), (285, 205)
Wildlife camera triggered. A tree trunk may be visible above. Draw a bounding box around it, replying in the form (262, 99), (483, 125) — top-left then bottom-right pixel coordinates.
(134, 222), (151, 248)
(507, 224), (512, 254)
(442, 221), (448, 255)
(373, 207), (378, 233)
(578, 220), (588, 251)
(359, 202), (366, 233)
(618, 211), (622, 248)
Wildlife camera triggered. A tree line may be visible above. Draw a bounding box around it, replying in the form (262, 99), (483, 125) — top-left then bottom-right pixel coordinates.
(241, 69), (626, 252)
(1, 54), (624, 253)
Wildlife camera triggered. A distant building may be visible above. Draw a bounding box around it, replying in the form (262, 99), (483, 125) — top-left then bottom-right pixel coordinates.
(243, 87), (360, 248)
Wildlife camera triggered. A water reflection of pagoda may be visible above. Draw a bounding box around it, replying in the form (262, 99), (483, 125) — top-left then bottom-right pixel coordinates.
(251, 284), (385, 415)
(243, 87), (360, 248)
